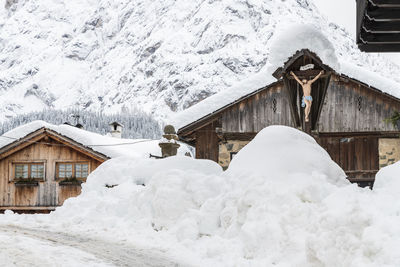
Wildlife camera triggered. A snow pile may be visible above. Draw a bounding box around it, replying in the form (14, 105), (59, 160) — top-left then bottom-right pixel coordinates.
(0, 120), (191, 158)
(268, 24), (339, 71)
(228, 126), (346, 186)
(3, 126), (400, 266)
(373, 161), (400, 193)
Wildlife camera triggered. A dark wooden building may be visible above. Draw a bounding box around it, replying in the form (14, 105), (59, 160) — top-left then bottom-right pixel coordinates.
(177, 49), (400, 187)
(357, 0), (400, 52)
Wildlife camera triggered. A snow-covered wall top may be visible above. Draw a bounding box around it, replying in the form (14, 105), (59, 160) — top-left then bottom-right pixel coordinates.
(1, 0), (399, 124)
(0, 120), (190, 158)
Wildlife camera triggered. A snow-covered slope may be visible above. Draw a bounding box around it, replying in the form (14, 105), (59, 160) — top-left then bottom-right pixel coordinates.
(1, 0), (399, 122)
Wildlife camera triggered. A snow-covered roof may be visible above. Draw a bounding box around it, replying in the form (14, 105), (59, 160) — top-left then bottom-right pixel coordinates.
(0, 121), (190, 159)
(173, 25), (400, 131)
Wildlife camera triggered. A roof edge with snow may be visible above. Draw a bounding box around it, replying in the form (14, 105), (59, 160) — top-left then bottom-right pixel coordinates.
(177, 50), (400, 134)
(0, 127), (110, 162)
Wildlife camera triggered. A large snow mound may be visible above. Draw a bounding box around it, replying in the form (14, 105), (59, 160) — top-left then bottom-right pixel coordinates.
(228, 126), (347, 186)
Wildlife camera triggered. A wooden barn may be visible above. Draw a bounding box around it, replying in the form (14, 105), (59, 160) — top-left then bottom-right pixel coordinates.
(177, 49), (400, 188)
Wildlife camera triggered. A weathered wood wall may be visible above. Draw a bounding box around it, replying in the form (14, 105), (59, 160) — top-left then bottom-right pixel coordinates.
(0, 136), (102, 209)
(195, 121), (220, 162)
(221, 83), (293, 132)
(317, 135), (379, 179)
(318, 75), (400, 132)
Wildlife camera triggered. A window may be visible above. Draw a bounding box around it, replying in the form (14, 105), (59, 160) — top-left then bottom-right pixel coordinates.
(57, 162), (89, 179)
(15, 164), (28, 179)
(31, 164), (44, 179)
(58, 163), (73, 178)
(14, 163), (44, 179)
(75, 163), (89, 178)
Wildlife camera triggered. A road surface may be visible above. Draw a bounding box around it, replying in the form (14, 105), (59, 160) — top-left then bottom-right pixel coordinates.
(0, 225), (190, 267)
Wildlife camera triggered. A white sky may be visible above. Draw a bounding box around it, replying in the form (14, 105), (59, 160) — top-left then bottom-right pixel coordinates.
(313, 0), (400, 66)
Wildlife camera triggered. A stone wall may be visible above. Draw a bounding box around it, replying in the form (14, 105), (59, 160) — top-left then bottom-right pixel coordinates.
(379, 138), (400, 168)
(218, 140), (249, 169)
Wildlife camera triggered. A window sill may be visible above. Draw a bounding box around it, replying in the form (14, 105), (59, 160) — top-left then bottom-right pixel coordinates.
(58, 178), (84, 186)
(14, 179), (39, 187)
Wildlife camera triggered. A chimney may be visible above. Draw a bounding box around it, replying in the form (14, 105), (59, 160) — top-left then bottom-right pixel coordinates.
(75, 123), (84, 129)
(109, 122), (123, 138)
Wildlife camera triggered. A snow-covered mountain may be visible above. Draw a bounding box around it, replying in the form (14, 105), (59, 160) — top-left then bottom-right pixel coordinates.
(1, 0), (399, 122)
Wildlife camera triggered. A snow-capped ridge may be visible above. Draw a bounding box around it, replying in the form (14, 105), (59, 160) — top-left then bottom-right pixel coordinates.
(1, 0), (399, 123)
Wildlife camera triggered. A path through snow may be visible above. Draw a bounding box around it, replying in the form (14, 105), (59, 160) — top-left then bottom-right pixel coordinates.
(0, 225), (188, 267)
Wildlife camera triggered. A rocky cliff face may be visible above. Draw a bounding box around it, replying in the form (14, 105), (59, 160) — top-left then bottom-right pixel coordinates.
(0, 0), (399, 122)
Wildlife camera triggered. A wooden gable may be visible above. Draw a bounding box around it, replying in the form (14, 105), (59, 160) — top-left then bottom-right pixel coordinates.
(274, 49), (333, 132)
(0, 128), (109, 162)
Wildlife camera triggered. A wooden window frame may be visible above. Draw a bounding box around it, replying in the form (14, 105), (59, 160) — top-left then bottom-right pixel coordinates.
(9, 160), (46, 182)
(55, 161), (90, 181)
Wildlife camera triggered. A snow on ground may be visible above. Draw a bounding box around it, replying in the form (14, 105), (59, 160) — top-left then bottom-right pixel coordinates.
(0, 120), (192, 158)
(1, 125), (400, 266)
(0, 230), (112, 267)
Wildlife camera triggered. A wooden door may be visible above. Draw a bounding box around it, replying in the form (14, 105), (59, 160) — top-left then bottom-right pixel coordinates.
(317, 136), (379, 185)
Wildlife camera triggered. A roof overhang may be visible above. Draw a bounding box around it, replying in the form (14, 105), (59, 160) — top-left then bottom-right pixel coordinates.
(272, 49), (333, 79)
(0, 128), (110, 162)
(357, 0), (400, 52)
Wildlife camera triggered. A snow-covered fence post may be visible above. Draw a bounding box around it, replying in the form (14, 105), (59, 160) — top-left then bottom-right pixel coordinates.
(159, 125), (180, 157)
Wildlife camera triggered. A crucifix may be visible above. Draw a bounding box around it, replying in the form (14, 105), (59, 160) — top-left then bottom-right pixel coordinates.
(290, 70), (324, 122)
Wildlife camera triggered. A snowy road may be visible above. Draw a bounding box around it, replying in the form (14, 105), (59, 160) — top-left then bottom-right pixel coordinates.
(0, 225), (189, 267)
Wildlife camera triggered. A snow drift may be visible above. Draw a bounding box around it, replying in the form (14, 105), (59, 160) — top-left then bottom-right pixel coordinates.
(5, 126), (400, 266)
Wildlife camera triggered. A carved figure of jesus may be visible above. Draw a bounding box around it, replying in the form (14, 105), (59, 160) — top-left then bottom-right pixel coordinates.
(290, 70), (324, 122)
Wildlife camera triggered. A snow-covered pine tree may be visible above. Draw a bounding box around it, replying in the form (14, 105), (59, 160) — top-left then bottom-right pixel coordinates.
(0, 109), (162, 139)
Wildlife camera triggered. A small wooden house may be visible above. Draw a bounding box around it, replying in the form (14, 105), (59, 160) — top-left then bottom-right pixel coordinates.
(0, 123), (110, 213)
(177, 49), (400, 188)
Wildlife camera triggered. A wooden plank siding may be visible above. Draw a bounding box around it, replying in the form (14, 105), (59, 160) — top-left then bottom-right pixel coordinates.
(195, 121), (220, 162)
(221, 83), (293, 132)
(318, 75), (400, 132)
(0, 135), (102, 209)
(316, 135), (379, 180)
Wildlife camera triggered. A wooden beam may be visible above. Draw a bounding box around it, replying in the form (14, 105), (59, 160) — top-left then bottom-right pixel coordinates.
(360, 31), (400, 43)
(316, 132), (400, 138)
(0, 206), (57, 210)
(358, 42), (400, 52)
(366, 7), (400, 21)
(314, 74), (331, 130)
(369, 0), (400, 8)
(219, 132), (257, 141)
(363, 20), (400, 33)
